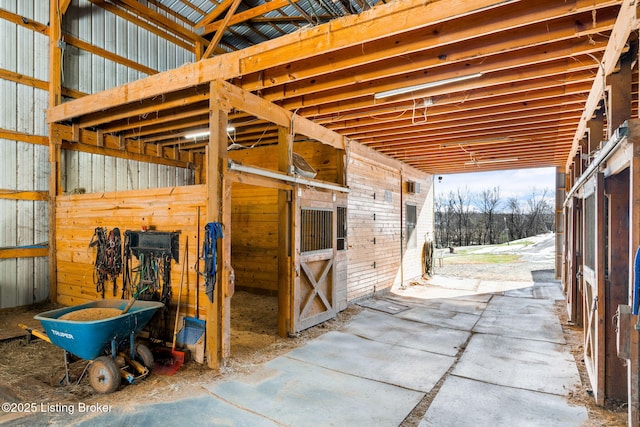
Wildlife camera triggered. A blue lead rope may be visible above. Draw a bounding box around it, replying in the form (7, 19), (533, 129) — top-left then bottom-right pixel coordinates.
(633, 247), (640, 316)
(202, 222), (224, 302)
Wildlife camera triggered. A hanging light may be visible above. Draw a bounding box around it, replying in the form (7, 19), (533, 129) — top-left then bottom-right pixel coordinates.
(374, 73), (483, 100)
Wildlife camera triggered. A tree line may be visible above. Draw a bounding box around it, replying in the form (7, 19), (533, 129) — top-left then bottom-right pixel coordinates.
(434, 186), (554, 248)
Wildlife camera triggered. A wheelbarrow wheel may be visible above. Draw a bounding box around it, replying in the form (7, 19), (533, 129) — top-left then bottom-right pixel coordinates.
(89, 356), (121, 394)
(134, 343), (154, 371)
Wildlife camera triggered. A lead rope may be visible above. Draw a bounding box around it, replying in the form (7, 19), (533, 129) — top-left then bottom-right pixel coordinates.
(197, 222), (224, 302)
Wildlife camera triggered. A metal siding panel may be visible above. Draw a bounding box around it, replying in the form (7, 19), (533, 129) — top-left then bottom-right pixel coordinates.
(78, 151), (93, 191)
(33, 257), (49, 303)
(116, 13), (129, 86)
(161, 165), (172, 187)
(78, 3), (92, 93)
(0, 259), (18, 308)
(148, 31), (158, 71)
(65, 150), (80, 192)
(148, 163), (159, 188)
(138, 162), (150, 189)
(104, 156), (117, 192)
(91, 153), (106, 192)
(0, 9), (16, 71)
(127, 20), (139, 82)
(64, 2), (81, 92)
(115, 157), (128, 190)
(91, 4), (106, 92)
(104, 11), (117, 90)
(138, 26), (149, 76)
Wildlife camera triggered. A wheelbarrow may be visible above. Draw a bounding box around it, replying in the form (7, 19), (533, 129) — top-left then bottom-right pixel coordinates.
(19, 299), (164, 394)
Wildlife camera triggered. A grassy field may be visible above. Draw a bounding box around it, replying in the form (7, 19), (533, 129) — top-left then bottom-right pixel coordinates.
(443, 251), (521, 264)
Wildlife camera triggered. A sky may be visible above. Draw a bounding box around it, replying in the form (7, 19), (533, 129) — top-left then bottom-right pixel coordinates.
(433, 167), (556, 206)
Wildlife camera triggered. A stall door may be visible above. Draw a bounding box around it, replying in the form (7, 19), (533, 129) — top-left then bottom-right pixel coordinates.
(293, 189), (338, 333)
(566, 197), (583, 325)
(582, 173), (605, 405)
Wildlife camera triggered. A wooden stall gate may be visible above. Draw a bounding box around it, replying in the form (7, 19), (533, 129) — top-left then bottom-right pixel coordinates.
(565, 197), (583, 326)
(581, 172), (606, 405)
(293, 187), (346, 333)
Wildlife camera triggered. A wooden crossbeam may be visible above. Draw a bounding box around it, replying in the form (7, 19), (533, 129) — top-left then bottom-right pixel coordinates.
(0, 247), (49, 259)
(0, 190), (48, 201)
(202, 0), (242, 59)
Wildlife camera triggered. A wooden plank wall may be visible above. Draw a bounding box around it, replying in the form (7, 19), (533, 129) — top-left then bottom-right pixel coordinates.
(229, 140), (340, 182)
(231, 184), (279, 293)
(346, 144), (432, 300)
(347, 153), (401, 300)
(228, 141), (340, 295)
(403, 167), (435, 281)
(55, 185), (206, 319)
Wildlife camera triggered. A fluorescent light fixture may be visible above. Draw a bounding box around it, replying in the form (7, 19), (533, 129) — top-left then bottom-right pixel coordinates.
(465, 158), (519, 166)
(185, 130), (210, 139)
(374, 73), (483, 100)
(184, 127), (235, 139)
(440, 137), (514, 148)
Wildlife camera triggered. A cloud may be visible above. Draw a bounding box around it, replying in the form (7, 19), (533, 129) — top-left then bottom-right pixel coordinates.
(435, 167), (556, 204)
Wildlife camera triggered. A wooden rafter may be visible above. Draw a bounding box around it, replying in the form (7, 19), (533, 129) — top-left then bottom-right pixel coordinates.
(566, 0), (640, 169)
(45, 0), (634, 174)
(202, 0), (243, 59)
(200, 0), (303, 35)
(196, 0), (237, 28)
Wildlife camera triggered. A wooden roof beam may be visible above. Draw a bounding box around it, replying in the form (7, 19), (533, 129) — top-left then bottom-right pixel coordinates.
(199, 0), (303, 35)
(363, 124), (580, 149)
(350, 112), (583, 144)
(77, 89), (210, 129)
(567, 0), (640, 169)
(314, 71), (598, 123)
(238, 0), (620, 92)
(197, 0), (237, 28)
(47, 0), (521, 123)
(266, 34), (609, 103)
(276, 55), (602, 112)
(203, 0), (243, 59)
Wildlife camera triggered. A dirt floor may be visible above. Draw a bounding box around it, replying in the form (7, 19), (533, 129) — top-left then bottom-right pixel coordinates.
(0, 291), (362, 421)
(0, 235), (630, 425)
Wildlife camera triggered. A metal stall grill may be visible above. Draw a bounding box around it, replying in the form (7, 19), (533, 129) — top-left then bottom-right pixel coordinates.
(337, 206), (347, 251)
(301, 209), (333, 253)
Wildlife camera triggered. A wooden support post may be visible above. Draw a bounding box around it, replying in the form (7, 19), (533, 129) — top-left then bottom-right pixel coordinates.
(205, 81), (230, 369)
(96, 129), (104, 148)
(71, 122), (80, 143)
(579, 136), (589, 173)
(588, 109), (605, 155)
(606, 52), (633, 138)
(277, 125), (293, 337)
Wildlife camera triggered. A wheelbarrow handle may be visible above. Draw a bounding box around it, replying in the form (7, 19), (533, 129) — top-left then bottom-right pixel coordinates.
(18, 323), (52, 344)
(121, 298), (137, 315)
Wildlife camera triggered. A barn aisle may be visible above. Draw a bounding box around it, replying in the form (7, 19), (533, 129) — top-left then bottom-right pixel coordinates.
(38, 276), (588, 426)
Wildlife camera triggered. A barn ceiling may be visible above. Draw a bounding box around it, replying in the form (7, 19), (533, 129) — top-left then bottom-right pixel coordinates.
(54, 0), (636, 175)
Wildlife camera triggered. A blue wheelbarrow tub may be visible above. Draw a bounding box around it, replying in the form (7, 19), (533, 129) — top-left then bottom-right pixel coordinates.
(34, 300), (164, 361)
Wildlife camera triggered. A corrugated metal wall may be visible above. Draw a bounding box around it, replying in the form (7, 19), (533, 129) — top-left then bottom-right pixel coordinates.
(61, 0), (195, 193)
(61, 152), (194, 193)
(0, 0), (50, 308)
(0, 0), (195, 308)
